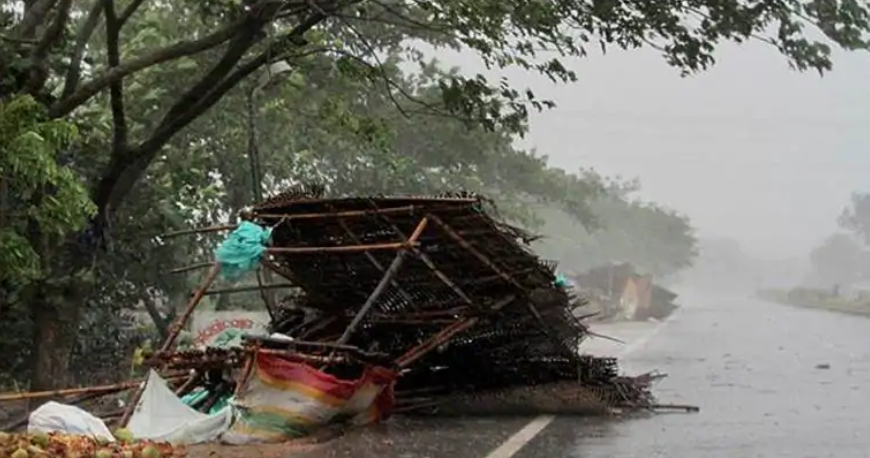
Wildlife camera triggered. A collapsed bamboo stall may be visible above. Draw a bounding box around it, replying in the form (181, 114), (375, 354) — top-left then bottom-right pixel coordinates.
(1, 187), (688, 440)
(157, 188), (660, 414)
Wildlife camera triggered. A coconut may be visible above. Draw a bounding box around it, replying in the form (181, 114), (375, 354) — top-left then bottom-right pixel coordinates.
(141, 445), (161, 458)
(113, 429), (134, 443)
(28, 434), (49, 448)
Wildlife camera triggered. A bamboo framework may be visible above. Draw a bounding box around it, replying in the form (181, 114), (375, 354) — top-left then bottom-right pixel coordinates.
(113, 188), (661, 425)
(0, 189), (685, 433)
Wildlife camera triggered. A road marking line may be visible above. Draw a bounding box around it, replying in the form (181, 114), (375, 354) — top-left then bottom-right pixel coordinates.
(483, 311), (682, 458)
(483, 415), (555, 458)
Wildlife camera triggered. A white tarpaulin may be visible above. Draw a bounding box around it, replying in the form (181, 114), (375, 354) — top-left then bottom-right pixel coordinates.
(28, 401), (115, 441)
(127, 370), (233, 445)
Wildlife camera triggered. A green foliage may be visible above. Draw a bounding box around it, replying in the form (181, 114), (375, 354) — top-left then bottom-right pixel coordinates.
(808, 233), (869, 287)
(534, 176), (697, 278)
(0, 95), (95, 288)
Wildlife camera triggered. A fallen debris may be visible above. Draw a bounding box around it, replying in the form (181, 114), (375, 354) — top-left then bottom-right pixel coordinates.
(0, 431), (186, 458)
(0, 188), (695, 446)
(570, 263), (679, 321)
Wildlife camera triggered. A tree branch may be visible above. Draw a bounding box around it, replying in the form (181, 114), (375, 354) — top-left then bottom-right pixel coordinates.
(61, 0), (108, 99)
(157, 13), (267, 132)
(118, 0), (147, 27)
(15, 0), (58, 39)
(23, 0), (72, 95)
(141, 294), (169, 340)
(49, 15), (251, 118)
(104, 0), (128, 156)
(94, 13), (329, 220)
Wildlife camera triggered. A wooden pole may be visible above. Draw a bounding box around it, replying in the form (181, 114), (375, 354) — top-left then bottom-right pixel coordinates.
(0, 378), (167, 402)
(160, 262), (222, 353)
(394, 295), (515, 368)
(159, 205), (427, 239)
(427, 214), (524, 290)
(235, 349), (258, 398)
(174, 371), (203, 396)
(169, 262), (213, 274)
(333, 217), (428, 346)
(334, 250), (408, 346)
(372, 210), (477, 308)
(161, 224), (235, 239)
(119, 262), (220, 428)
(427, 213), (579, 361)
(201, 282), (294, 296)
(267, 242), (407, 254)
(326, 203), (417, 304)
(255, 205), (420, 221)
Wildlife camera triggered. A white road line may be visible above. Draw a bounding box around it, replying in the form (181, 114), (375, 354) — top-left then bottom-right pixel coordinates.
(483, 416), (556, 458)
(483, 312), (681, 458)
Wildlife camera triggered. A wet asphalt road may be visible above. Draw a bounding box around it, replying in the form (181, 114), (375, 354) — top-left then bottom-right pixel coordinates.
(301, 290), (870, 458)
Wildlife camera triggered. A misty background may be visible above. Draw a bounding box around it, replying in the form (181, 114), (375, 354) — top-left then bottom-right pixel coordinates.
(439, 40), (870, 292)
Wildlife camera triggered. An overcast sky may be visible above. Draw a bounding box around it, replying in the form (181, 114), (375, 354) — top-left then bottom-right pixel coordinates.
(443, 41), (870, 260)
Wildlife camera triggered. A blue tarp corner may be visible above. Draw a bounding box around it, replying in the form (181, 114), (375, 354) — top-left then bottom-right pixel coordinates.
(214, 221), (272, 281)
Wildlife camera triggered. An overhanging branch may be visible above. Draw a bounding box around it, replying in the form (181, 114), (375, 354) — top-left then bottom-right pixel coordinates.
(118, 0), (147, 27)
(23, 0), (72, 95)
(61, 0), (107, 99)
(105, 0), (128, 156)
(49, 15), (251, 118)
(92, 12), (329, 219)
(15, 0), (58, 39)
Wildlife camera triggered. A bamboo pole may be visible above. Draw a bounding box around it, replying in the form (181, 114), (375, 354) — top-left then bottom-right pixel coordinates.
(201, 282), (295, 296)
(169, 262), (213, 274)
(373, 210), (477, 308)
(255, 205), (420, 220)
(371, 306), (468, 320)
(161, 224), (235, 238)
(642, 403), (700, 413)
(0, 379), (146, 402)
(160, 205), (425, 239)
(234, 350), (258, 398)
(160, 262), (222, 353)
(119, 263), (221, 428)
(255, 348), (350, 364)
(412, 249), (475, 305)
(427, 214), (524, 290)
(266, 242), (407, 254)
(334, 250), (408, 346)
(395, 318), (476, 368)
(333, 217), (428, 346)
(326, 203), (417, 305)
(174, 371), (203, 396)
(395, 295), (515, 368)
(427, 213), (576, 361)
(248, 336), (379, 354)
(406, 216), (429, 243)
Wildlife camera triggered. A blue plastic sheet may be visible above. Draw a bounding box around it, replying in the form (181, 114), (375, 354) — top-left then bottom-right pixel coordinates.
(214, 221), (272, 281)
(554, 274), (569, 288)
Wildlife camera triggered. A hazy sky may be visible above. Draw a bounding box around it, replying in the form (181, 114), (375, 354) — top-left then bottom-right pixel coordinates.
(444, 41), (870, 260)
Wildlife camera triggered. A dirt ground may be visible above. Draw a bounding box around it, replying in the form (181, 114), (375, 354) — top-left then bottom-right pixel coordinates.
(188, 441), (325, 458)
(186, 426), (346, 458)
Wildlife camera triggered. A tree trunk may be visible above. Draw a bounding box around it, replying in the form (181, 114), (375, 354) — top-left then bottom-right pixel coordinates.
(28, 242), (92, 409)
(28, 289), (80, 409)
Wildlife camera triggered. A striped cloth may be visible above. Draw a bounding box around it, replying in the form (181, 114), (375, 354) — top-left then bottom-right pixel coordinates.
(221, 354), (396, 444)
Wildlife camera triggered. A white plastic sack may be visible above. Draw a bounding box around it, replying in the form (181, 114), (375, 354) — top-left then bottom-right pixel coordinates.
(28, 401), (115, 441)
(127, 370), (233, 445)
